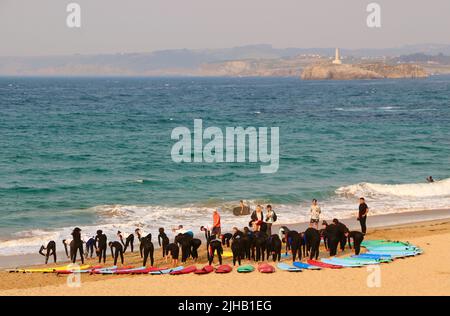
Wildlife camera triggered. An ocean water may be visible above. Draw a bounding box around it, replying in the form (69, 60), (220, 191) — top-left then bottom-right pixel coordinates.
(0, 76), (449, 255)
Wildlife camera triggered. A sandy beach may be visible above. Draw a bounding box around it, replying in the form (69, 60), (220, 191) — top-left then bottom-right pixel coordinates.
(1, 217), (449, 296)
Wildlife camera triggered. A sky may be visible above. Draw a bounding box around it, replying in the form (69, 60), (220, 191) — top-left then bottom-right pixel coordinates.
(0, 0), (449, 56)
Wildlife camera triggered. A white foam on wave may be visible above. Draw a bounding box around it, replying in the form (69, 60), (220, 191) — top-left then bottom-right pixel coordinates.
(336, 178), (450, 198)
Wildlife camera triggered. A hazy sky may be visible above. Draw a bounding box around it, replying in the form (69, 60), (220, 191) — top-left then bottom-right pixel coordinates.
(1, 0), (449, 56)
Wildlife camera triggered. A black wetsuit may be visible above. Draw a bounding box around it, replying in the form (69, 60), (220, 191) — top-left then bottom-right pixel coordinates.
(231, 231), (244, 266)
(165, 243), (179, 260)
(123, 234), (134, 253)
(39, 241), (56, 264)
(253, 231), (268, 262)
(324, 224), (339, 256)
(286, 230), (302, 262)
(347, 231), (365, 255)
(85, 238), (95, 258)
(242, 229), (253, 260)
(190, 238), (201, 260)
(158, 231), (170, 258)
(71, 229), (84, 264)
(96, 233), (108, 264)
(359, 203), (369, 234)
(141, 237), (154, 266)
(137, 232), (152, 258)
(304, 227), (321, 260)
(175, 233), (193, 263)
(110, 241), (124, 265)
(208, 237), (223, 265)
(266, 234), (282, 262)
(221, 233), (232, 248)
(336, 222), (349, 251)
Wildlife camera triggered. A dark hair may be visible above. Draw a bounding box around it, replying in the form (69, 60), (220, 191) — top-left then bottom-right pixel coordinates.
(312, 199), (317, 203)
(322, 220), (328, 226)
(159, 227), (165, 233)
(360, 197), (365, 201)
(332, 218), (339, 224)
(96, 229), (102, 235)
(266, 204), (272, 209)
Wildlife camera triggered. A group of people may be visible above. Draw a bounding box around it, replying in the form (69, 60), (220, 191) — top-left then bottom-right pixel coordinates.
(38, 198), (369, 268)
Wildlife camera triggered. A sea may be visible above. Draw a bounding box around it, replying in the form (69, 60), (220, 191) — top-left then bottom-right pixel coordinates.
(0, 76), (449, 256)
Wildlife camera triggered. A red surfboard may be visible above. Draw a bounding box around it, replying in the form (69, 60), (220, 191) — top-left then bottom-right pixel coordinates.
(194, 265), (215, 275)
(215, 264), (232, 273)
(170, 265), (197, 275)
(258, 263), (276, 273)
(307, 259), (342, 269)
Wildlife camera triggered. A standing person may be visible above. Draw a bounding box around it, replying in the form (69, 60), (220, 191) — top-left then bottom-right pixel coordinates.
(71, 227), (84, 264)
(309, 199), (321, 229)
(265, 205), (277, 235)
(250, 205), (264, 232)
(212, 209), (221, 237)
(358, 197), (369, 235)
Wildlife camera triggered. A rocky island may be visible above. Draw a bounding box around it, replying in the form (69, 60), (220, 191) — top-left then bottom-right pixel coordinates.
(301, 62), (428, 80)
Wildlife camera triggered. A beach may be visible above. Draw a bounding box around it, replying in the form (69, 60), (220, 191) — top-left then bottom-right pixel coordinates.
(1, 217), (449, 296)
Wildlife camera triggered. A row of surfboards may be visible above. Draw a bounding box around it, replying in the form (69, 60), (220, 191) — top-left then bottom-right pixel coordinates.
(7, 239), (422, 274)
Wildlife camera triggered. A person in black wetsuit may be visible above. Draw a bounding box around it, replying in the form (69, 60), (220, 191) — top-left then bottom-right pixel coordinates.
(135, 228), (152, 258)
(158, 228), (170, 259)
(346, 230), (365, 255)
(231, 227), (244, 266)
(221, 233), (233, 248)
(95, 230), (107, 264)
(109, 241), (124, 265)
(71, 227), (84, 264)
(165, 243), (179, 266)
(85, 236), (95, 258)
(253, 230), (268, 261)
(358, 197), (369, 235)
(304, 227), (321, 260)
(62, 239), (73, 260)
(117, 231), (135, 253)
(39, 241), (56, 264)
(175, 233), (193, 263)
(242, 227), (253, 260)
(266, 234), (282, 262)
(141, 236), (154, 266)
(208, 235), (223, 265)
(333, 218), (349, 252)
(322, 221), (339, 257)
(190, 238), (201, 261)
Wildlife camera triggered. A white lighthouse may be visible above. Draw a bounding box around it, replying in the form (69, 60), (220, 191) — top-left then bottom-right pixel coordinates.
(332, 48), (342, 65)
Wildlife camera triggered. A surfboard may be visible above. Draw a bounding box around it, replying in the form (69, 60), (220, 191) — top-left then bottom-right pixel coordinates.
(150, 266), (184, 275)
(10, 264), (91, 273)
(307, 259), (342, 269)
(222, 251), (233, 258)
(215, 264), (232, 273)
(293, 261), (321, 270)
(237, 265), (255, 273)
(194, 265), (214, 275)
(277, 262), (302, 272)
(98, 266), (136, 274)
(90, 266), (118, 274)
(321, 258), (363, 267)
(170, 265), (197, 275)
(257, 263), (275, 273)
(233, 206), (251, 216)
(355, 253), (392, 260)
(335, 257), (381, 265)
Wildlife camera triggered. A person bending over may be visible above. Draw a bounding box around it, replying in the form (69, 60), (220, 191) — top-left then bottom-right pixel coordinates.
(333, 219), (349, 252)
(141, 236), (154, 267)
(39, 240), (56, 264)
(165, 243), (179, 266)
(85, 236), (96, 258)
(322, 221), (339, 257)
(346, 230), (365, 255)
(109, 241), (124, 265)
(208, 235), (223, 265)
(95, 230), (108, 264)
(118, 231), (135, 253)
(304, 227), (320, 260)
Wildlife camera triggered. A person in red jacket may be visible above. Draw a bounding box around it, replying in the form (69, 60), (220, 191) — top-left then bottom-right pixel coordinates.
(212, 209), (221, 237)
